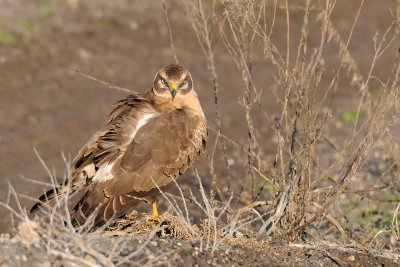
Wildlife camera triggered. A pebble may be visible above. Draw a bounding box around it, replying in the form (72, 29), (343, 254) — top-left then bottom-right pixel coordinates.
(129, 20), (139, 30)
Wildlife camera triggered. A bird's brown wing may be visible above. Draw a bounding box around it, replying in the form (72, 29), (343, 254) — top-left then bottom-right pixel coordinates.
(70, 108), (206, 225)
(105, 108), (207, 197)
(31, 94), (154, 214)
(71, 94), (153, 183)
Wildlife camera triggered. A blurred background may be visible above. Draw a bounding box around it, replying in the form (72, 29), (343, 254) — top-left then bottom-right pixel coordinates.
(0, 0), (399, 234)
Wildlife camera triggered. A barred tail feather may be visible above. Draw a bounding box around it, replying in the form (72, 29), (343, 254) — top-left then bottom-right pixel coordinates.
(30, 181), (72, 214)
(70, 191), (142, 227)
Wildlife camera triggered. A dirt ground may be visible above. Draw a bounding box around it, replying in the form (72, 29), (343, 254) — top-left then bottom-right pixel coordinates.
(1, 234), (399, 267)
(0, 0), (399, 266)
(1, 214), (399, 266)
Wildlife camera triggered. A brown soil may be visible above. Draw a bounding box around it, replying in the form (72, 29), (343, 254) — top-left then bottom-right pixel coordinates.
(0, 215), (399, 267)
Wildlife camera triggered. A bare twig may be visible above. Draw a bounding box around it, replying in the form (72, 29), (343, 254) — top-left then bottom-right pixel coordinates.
(70, 67), (133, 94)
(162, 0), (179, 64)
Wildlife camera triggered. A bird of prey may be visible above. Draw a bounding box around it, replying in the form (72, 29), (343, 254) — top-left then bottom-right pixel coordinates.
(31, 64), (207, 227)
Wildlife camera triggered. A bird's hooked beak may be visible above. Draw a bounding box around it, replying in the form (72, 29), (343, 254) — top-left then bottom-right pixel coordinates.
(170, 82), (177, 98)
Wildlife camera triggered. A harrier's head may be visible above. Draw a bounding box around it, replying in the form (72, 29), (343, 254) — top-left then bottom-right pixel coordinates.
(152, 64), (193, 99)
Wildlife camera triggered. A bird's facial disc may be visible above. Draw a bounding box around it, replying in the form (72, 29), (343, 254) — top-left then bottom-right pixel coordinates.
(155, 74), (178, 98)
(153, 64), (193, 99)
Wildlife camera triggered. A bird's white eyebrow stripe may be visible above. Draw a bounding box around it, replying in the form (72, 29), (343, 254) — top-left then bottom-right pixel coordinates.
(179, 72), (187, 81)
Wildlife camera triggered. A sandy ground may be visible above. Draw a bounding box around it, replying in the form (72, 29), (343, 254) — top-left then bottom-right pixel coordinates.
(1, 215), (399, 266)
(1, 234), (399, 267)
(0, 0), (399, 265)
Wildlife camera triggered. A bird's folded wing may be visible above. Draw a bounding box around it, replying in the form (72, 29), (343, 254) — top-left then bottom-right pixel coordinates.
(70, 94), (152, 182)
(104, 109), (206, 197)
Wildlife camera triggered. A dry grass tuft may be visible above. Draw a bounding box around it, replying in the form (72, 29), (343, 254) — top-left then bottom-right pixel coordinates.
(108, 211), (201, 240)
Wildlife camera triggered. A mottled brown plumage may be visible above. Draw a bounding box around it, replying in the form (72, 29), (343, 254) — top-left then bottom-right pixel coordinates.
(164, 64), (185, 80)
(31, 64), (207, 226)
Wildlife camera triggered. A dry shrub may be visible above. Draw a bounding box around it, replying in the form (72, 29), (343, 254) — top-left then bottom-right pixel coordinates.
(184, 0), (400, 247)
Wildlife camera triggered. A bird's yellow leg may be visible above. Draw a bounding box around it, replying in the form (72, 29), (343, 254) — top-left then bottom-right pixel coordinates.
(152, 201), (159, 217)
(147, 200), (161, 222)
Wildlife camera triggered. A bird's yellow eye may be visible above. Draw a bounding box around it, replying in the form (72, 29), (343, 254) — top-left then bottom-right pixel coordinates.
(160, 78), (167, 86)
(179, 79), (188, 90)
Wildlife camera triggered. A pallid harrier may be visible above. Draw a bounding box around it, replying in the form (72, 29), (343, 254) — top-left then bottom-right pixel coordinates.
(31, 64), (207, 226)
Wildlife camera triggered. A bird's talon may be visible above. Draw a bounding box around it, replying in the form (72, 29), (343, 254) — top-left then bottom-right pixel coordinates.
(147, 214), (163, 223)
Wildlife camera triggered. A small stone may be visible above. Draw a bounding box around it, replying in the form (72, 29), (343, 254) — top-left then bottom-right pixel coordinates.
(233, 231), (244, 238)
(390, 233), (398, 246)
(77, 48), (92, 61)
(16, 220), (40, 245)
(348, 255), (355, 261)
(129, 20), (139, 30)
